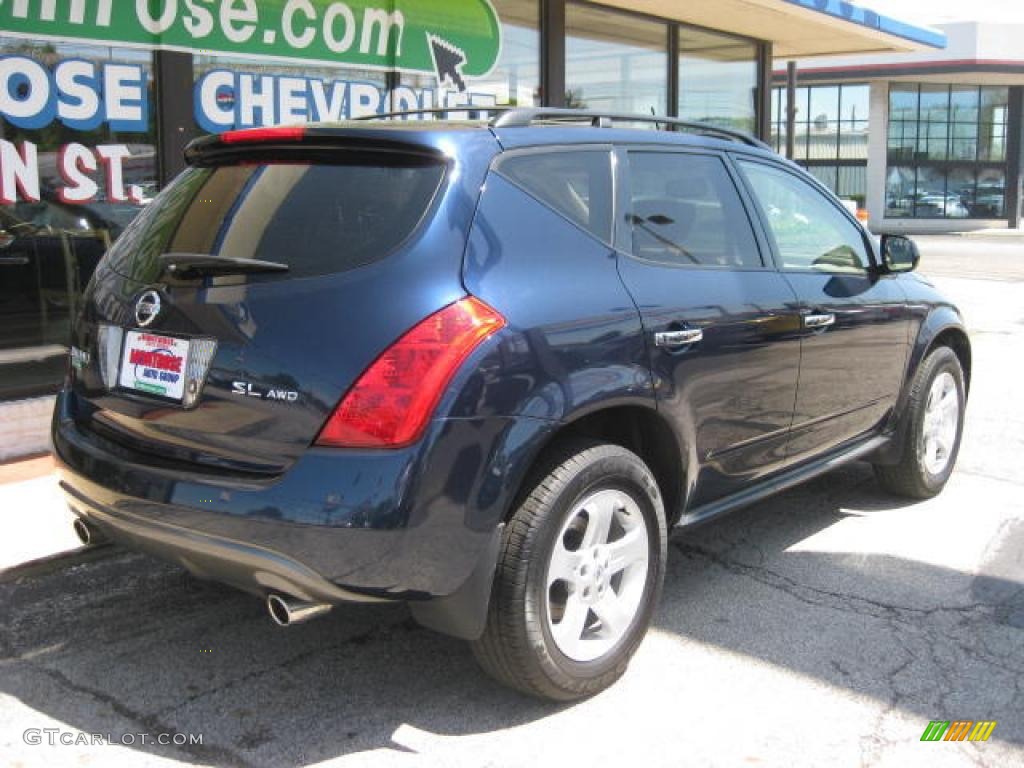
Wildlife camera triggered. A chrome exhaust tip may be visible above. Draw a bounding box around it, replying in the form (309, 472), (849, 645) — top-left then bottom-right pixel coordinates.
(73, 517), (104, 547)
(267, 594), (331, 627)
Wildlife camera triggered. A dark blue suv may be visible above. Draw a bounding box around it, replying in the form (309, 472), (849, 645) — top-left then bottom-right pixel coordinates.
(53, 109), (970, 700)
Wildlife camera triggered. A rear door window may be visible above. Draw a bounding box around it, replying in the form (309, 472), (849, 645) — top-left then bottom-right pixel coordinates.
(494, 150), (613, 243)
(103, 153), (446, 281)
(626, 152), (762, 268)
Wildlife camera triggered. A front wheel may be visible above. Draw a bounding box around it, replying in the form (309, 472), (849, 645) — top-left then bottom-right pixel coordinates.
(874, 346), (966, 499)
(471, 440), (667, 701)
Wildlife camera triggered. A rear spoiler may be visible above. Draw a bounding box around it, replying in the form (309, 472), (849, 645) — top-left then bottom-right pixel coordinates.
(184, 125), (448, 166)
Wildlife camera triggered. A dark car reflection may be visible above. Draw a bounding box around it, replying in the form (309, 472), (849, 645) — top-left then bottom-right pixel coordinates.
(0, 196), (142, 397)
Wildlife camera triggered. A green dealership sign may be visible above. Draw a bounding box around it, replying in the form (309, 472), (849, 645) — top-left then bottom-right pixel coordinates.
(0, 0), (502, 89)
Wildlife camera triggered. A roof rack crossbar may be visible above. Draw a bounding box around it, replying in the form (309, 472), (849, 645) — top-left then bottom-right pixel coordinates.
(491, 108), (768, 148)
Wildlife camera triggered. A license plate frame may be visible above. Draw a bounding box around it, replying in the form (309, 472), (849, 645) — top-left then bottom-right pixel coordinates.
(117, 329), (192, 403)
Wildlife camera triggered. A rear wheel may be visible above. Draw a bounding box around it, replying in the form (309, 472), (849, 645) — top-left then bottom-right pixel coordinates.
(472, 440), (667, 701)
(874, 346), (965, 499)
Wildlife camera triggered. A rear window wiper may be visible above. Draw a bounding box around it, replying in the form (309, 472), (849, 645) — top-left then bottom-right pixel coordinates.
(159, 253), (290, 278)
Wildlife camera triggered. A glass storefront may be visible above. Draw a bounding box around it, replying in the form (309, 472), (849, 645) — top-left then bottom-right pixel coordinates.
(885, 84), (1009, 219)
(0, 1), (769, 401)
(771, 83), (869, 205)
(465, 0), (540, 107)
(565, 5), (760, 128)
(395, 0), (540, 111)
(193, 55), (388, 130)
(565, 3), (668, 115)
(194, 0), (540, 130)
(0, 37), (156, 399)
(678, 28), (758, 134)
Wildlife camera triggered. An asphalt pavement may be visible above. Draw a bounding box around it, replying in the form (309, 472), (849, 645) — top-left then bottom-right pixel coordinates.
(1, 235), (1022, 768)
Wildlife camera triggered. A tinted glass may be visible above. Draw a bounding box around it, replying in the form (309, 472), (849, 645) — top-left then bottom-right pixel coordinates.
(104, 155), (445, 281)
(915, 166), (948, 218)
(628, 153), (761, 268)
(0, 36), (155, 398)
(496, 151), (613, 242)
(678, 28), (757, 134)
(885, 166), (916, 218)
(739, 161), (868, 273)
(396, 0), (539, 110)
(979, 87), (1009, 163)
(976, 168), (1006, 217)
(810, 86), (840, 123)
(565, 4), (668, 115)
(770, 83), (869, 180)
(884, 84), (1008, 219)
(889, 84), (919, 121)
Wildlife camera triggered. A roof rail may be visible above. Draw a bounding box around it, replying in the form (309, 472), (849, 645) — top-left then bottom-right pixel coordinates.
(492, 108), (769, 148)
(357, 106), (769, 149)
(354, 107), (509, 121)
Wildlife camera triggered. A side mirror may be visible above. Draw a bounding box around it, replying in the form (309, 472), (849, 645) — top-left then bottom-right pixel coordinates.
(880, 234), (920, 273)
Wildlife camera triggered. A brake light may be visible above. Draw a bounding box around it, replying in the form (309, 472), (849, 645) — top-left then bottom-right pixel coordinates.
(221, 126), (306, 144)
(316, 297), (506, 449)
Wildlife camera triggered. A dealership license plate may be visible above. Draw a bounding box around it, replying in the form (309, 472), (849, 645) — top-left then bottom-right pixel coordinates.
(118, 330), (190, 401)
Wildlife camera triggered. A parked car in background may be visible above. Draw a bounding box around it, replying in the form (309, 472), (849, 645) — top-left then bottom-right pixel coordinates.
(917, 194), (969, 218)
(1, 200), (119, 370)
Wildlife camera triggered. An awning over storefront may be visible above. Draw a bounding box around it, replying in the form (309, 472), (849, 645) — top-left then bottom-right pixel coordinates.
(596, 0), (946, 57)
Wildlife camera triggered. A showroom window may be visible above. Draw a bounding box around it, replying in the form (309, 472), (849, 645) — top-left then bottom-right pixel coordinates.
(566, 3), (668, 115)
(678, 28), (758, 134)
(399, 0), (539, 112)
(771, 83), (870, 205)
(194, 0), (539, 129)
(194, 55), (387, 131)
(0, 37), (156, 399)
(445, 0), (538, 108)
(885, 84), (1009, 219)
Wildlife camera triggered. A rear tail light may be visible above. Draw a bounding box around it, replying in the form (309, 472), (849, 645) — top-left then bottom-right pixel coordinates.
(316, 297), (506, 449)
(221, 126), (307, 144)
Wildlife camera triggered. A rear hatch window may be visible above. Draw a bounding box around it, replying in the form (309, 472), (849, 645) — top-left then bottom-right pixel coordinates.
(71, 149), (451, 474)
(104, 152), (446, 282)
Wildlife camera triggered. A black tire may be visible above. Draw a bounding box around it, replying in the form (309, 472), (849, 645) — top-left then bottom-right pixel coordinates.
(471, 439), (667, 701)
(874, 346), (966, 499)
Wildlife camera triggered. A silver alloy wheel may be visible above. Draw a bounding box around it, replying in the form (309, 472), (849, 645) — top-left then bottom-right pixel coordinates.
(920, 371), (959, 476)
(545, 488), (650, 662)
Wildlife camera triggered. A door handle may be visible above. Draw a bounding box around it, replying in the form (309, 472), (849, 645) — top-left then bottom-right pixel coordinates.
(0, 256), (29, 266)
(803, 313), (835, 330)
(655, 328), (704, 348)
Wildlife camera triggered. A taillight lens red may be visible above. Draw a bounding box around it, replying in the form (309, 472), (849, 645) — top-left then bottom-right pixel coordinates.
(221, 126), (307, 144)
(316, 297), (506, 449)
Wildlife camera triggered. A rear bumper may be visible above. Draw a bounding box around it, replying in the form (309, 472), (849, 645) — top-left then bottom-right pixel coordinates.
(60, 475), (386, 605)
(53, 390), (556, 606)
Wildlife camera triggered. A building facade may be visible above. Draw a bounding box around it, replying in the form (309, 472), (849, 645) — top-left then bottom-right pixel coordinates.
(775, 22), (1024, 233)
(0, 0), (942, 446)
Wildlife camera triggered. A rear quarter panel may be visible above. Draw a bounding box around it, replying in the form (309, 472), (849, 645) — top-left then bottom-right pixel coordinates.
(458, 172), (654, 426)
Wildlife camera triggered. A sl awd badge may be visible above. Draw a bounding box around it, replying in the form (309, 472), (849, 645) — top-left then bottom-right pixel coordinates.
(232, 381), (299, 403)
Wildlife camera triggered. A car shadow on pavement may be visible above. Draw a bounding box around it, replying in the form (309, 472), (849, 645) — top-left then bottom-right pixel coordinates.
(1, 462), (1021, 766)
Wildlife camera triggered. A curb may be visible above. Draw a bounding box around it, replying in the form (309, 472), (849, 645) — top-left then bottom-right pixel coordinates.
(0, 543), (120, 584)
(946, 231), (1024, 239)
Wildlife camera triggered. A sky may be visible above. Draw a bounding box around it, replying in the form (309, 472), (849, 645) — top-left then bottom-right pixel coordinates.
(855, 0), (1024, 26)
